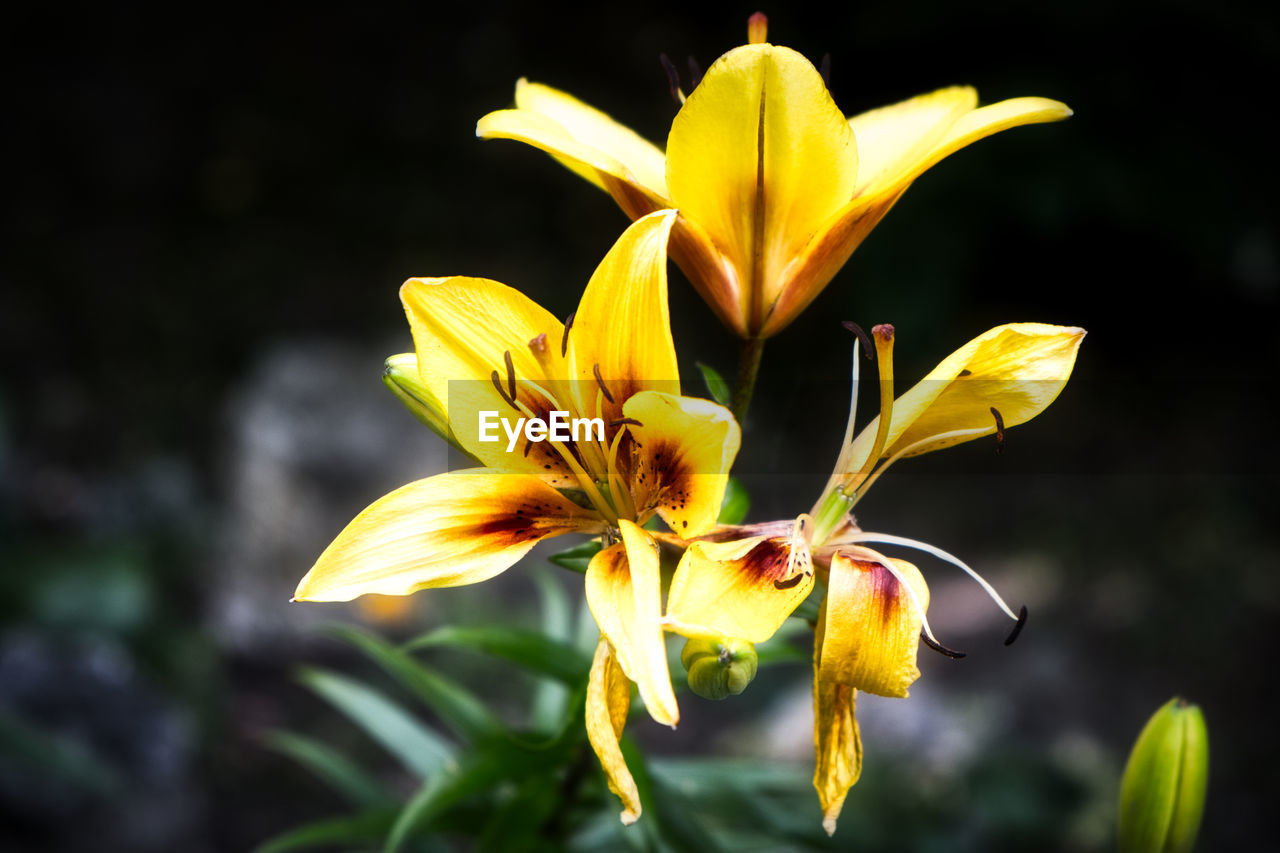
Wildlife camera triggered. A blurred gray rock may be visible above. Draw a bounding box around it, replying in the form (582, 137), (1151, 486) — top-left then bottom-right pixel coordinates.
(208, 339), (447, 653)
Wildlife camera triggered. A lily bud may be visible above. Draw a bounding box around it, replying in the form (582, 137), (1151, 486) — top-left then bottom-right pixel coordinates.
(1118, 697), (1209, 853)
(382, 353), (449, 441)
(680, 637), (758, 700)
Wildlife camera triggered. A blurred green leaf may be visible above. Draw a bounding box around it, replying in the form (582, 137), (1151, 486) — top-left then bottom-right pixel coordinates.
(386, 746), (550, 853)
(696, 362), (732, 407)
(403, 625), (592, 686)
(0, 708), (120, 796)
(331, 625), (505, 744)
(548, 540), (601, 574)
(530, 569), (573, 732)
(298, 667), (453, 780)
(264, 729), (393, 809)
(476, 774), (561, 852)
(253, 809), (398, 853)
(717, 477), (750, 525)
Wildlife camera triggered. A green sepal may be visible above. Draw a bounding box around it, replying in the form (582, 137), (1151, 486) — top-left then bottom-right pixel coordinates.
(548, 539), (602, 574)
(696, 362), (732, 407)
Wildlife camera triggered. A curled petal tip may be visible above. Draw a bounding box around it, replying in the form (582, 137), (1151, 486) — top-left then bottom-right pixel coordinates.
(823, 817), (837, 836)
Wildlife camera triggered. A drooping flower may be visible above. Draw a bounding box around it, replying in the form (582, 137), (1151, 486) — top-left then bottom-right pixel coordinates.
(662, 321), (1085, 832)
(477, 14), (1071, 339)
(293, 210), (741, 824)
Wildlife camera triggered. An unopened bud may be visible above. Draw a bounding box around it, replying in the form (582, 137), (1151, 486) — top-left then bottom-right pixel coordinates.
(383, 353), (449, 440)
(1118, 697), (1208, 853)
(680, 637), (758, 700)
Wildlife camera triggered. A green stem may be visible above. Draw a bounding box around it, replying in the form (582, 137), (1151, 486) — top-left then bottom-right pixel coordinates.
(731, 336), (765, 424)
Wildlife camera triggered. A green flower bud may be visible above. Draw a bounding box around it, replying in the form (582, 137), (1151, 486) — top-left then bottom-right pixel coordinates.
(383, 353), (449, 440)
(680, 637), (758, 700)
(1118, 697), (1209, 853)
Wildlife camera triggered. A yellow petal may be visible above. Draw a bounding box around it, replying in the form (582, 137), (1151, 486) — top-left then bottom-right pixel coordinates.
(819, 553), (928, 698)
(847, 323), (1085, 468)
(586, 639), (641, 825)
(293, 471), (600, 602)
(400, 276), (576, 483)
(566, 211), (681, 424)
(666, 44), (857, 330)
(476, 80), (669, 201)
(666, 533), (812, 642)
(847, 86), (978, 196)
(585, 520), (679, 727)
(622, 391), (740, 538)
(762, 92), (1070, 338)
(813, 596), (861, 836)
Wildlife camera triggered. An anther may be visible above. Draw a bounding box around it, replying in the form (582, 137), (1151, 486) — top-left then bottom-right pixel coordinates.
(920, 632), (967, 659)
(659, 54), (683, 104)
(608, 417), (644, 428)
(774, 573), (805, 590)
(593, 363), (615, 403)
(561, 312), (575, 357)
(990, 406), (1005, 454)
(841, 320), (874, 360)
(490, 370), (515, 407)
(959, 368), (972, 377)
(687, 56), (703, 91)
(819, 53), (831, 88)
(504, 350), (517, 401)
(1003, 605), (1028, 646)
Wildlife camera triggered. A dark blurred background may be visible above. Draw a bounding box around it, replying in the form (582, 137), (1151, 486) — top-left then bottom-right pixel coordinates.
(2, 1), (1275, 850)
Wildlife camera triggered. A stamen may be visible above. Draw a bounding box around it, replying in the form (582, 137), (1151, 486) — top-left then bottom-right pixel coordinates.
(990, 406), (1006, 454)
(593, 363), (615, 404)
(490, 370), (516, 408)
(959, 368), (972, 377)
(774, 574), (804, 590)
(819, 53), (831, 88)
(775, 517), (814, 588)
(839, 531), (1021, 621)
(842, 324), (896, 495)
(609, 417), (644, 428)
(921, 632), (967, 659)
(686, 56), (703, 91)
(659, 54), (685, 104)
(504, 350), (517, 402)
(561, 312), (575, 357)
(747, 11), (768, 44)
(841, 320), (874, 360)
(1004, 605), (1028, 646)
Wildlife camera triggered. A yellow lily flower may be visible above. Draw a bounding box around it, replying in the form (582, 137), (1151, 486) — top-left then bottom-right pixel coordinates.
(293, 210), (741, 824)
(662, 321), (1084, 833)
(477, 15), (1071, 339)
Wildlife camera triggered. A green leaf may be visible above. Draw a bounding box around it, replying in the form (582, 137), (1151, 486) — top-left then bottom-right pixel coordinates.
(548, 540), (602, 574)
(263, 729), (393, 809)
(403, 625), (592, 685)
(385, 747), (545, 853)
(530, 569), (574, 732)
(298, 667), (453, 780)
(253, 809), (398, 853)
(331, 625), (505, 744)
(717, 477), (750, 525)
(696, 362), (732, 407)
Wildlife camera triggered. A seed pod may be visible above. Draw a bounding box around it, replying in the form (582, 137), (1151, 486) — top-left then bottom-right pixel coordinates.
(1118, 697), (1209, 853)
(680, 637), (758, 700)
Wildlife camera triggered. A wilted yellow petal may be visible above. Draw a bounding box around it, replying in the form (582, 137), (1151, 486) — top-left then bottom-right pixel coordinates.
(293, 472), (601, 602)
(846, 323), (1085, 469)
(586, 639), (642, 825)
(666, 534), (811, 642)
(622, 391), (740, 538)
(566, 211), (681, 424)
(813, 597), (862, 836)
(819, 554), (928, 698)
(667, 44), (857, 327)
(585, 520), (679, 727)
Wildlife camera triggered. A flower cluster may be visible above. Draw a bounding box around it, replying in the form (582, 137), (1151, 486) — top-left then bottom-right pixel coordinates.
(295, 12), (1082, 836)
